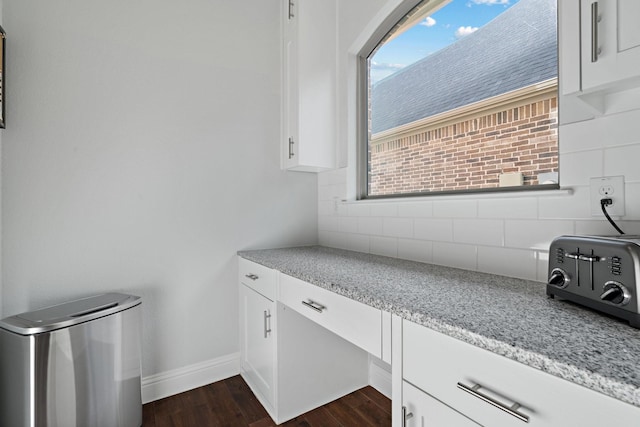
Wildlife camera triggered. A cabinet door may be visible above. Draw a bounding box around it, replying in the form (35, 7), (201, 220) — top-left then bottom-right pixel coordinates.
(581, 0), (640, 90)
(282, 0), (337, 172)
(240, 284), (275, 408)
(403, 381), (480, 427)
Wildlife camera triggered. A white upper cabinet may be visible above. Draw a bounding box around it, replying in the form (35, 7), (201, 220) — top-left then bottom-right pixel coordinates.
(282, 0), (337, 172)
(580, 0), (640, 91)
(561, 0), (640, 116)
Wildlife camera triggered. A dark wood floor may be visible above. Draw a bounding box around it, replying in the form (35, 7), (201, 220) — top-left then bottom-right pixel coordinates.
(143, 375), (391, 427)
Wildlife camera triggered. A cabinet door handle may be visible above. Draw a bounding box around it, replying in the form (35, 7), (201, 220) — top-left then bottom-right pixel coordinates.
(591, 2), (601, 62)
(288, 0), (295, 19)
(288, 137), (295, 159)
(263, 310), (272, 338)
(457, 382), (529, 423)
(301, 299), (325, 313)
(401, 405), (413, 427)
(245, 274), (259, 281)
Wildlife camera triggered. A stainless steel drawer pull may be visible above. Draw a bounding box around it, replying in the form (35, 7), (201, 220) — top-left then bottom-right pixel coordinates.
(591, 2), (601, 62)
(288, 137), (295, 159)
(263, 310), (272, 338)
(245, 274), (259, 281)
(457, 382), (529, 423)
(401, 406), (413, 427)
(301, 299), (325, 313)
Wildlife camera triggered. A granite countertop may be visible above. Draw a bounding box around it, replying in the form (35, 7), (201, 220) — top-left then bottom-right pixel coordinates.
(238, 245), (640, 408)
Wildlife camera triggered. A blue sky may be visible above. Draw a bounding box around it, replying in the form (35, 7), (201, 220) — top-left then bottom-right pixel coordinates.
(370, 0), (521, 83)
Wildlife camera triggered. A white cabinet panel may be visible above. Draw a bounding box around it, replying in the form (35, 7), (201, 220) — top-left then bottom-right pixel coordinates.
(580, 0), (640, 91)
(240, 284), (276, 410)
(403, 320), (640, 427)
(403, 381), (480, 427)
(239, 257), (277, 300)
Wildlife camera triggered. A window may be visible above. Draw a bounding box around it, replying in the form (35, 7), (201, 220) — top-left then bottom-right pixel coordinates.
(358, 0), (559, 199)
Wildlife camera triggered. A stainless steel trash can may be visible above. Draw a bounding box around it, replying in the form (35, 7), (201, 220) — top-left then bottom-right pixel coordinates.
(0, 293), (142, 427)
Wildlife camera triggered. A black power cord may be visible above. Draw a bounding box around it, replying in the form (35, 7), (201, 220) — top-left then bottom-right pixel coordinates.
(600, 198), (625, 235)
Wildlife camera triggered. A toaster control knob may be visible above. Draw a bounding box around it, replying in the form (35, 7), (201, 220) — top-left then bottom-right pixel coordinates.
(548, 268), (570, 289)
(600, 281), (631, 306)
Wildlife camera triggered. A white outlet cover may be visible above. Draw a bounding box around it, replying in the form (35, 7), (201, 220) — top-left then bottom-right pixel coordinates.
(590, 176), (625, 217)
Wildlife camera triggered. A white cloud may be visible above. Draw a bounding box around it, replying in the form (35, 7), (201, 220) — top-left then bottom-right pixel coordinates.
(370, 61), (406, 83)
(420, 16), (436, 27)
(470, 0), (510, 5)
(455, 26), (478, 38)
(371, 61), (405, 72)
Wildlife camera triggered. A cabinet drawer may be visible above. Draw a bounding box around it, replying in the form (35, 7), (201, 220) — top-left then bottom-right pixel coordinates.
(239, 257), (277, 301)
(279, 273), (382, 357)
(403, 320), (640, 427)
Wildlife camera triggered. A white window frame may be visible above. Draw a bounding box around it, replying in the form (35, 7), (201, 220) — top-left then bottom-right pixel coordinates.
(355, 0), (560, 201)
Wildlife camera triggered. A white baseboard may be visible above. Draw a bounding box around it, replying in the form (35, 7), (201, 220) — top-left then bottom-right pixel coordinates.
(369, 359), (392, 399)
(141, 352), (240, 403)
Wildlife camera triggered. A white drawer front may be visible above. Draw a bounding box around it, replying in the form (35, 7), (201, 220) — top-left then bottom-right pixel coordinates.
(403, 320), (640, 427)
(403, 381), (480, 427)
(279, 273), (382, 358)
(239, 257), (277, 301)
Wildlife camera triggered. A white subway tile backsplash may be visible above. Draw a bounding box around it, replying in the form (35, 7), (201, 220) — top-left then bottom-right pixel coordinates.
(538, 186), (590, 220)
(624, 183), (640, 220)
(414, 218), (454, 242)
(453, 219), (504, 246)
(433, 242), (477, 270)
(338, 216), (358, 233)
(319, 231), (347, 249)
(574, 220), (640, 235)
(537, 250), (549, 282)
(346, 233), (370, 253)
(559, 150), (603, 186)
(477, 246), (537, 281)
(358, 216), (383, 235)
(505, 219), (574, 250)
(348, 203), (371, 217)
(433, 199), (478, 218)
(327, 168), (347, 185)
(398, 239), (433, 263)
(370, 236), (398, 258)
(318, 215), (338, 232)
(370, 203), (399, 217)
(337, 202), (349, 216)
(397, 201), (433, 218)
(605, 145), (640, 182)
(383, 217), (414, 238)
(478, 197), (538, 219)
(561, 108), (640, 152)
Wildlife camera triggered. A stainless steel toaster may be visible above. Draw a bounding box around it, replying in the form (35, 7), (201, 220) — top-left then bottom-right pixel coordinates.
(547, 234), (640, 328)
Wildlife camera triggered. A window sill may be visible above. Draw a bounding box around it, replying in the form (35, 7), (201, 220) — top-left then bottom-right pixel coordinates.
(346, 187), (573, 204)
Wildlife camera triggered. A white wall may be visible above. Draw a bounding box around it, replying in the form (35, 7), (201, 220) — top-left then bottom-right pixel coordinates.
(1, 0), (317, 388)
(319, 0), (640, 282)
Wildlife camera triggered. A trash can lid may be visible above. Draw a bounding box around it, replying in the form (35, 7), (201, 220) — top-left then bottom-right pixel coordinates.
(0, 293), (141, 335)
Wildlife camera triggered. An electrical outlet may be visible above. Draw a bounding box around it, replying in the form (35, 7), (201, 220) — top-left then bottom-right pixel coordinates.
(590, 176), (625, 217)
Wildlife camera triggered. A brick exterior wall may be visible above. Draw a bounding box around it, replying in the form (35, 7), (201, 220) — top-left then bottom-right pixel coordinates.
(368, 94), (558, 196)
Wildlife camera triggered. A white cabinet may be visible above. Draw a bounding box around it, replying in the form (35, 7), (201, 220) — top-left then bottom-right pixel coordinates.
(239, 284), (276, 409)
(402, 381), (480, 427)
(580, 0), (640, 92)
(402, 320), (640, 427)
(239, 260), (277, 413)
(560, 0), (640, 118)
(282, 0), (337, 172)
(238, 257), (370, 424)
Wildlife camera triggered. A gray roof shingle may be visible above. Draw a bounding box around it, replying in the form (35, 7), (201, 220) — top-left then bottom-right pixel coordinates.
(371, 0), (557, 134)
